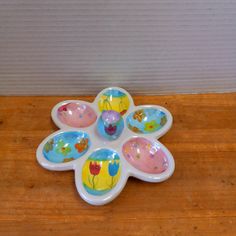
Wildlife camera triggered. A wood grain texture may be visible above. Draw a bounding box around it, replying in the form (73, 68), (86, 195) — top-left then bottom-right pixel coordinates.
(1, 0), (236, 95)
(0, 93), (236, 235)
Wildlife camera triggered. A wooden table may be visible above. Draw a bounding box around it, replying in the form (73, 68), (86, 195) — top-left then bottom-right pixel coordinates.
(0, 93), (236, 236)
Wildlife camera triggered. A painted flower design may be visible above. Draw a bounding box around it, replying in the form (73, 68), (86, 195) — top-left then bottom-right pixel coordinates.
(108, 161), (119, 176)
(89, 162), (101, 189)
(58, 104), (67, 112)
(108, 161), (120, 188)
(160, 115), (167, 126)
(120, 109), (127, 116)
(75, 138), (89, 153)
(63, 157), (75, 163)
(133, 109), (146, 122)
(44, 139), (54, 153)
(37, 87), (174, 205)
(89, 161), (101, 176)
(55, 140), (71, 156)
(105, 124), (117, 135)
(128, 124), (141, 133)
(144, 120), (160, 132)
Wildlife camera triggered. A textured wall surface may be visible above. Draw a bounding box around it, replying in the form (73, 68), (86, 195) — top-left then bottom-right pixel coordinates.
(0, 0), (236, 95)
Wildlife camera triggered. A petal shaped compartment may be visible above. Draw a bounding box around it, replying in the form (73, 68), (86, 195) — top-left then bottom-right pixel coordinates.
(97, 88), (131, 115)
(122, 137), (169, 174)
(57, 102), (97, 128)
(126, 107), (168, 134)
(43, 131), (90, 163)
(82, 149), (121, 196)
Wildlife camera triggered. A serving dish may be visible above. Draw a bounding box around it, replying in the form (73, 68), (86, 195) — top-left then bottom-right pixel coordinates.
(36, 87), (175, 205)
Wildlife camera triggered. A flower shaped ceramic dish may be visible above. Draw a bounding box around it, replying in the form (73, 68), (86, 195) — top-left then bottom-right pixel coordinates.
(36, 87), (175, 205)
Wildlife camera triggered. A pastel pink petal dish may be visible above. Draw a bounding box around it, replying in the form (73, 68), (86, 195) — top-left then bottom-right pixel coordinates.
(37, 87), (175, 205)
(122, 137), (168, 174)
(57, 102), (97, 128)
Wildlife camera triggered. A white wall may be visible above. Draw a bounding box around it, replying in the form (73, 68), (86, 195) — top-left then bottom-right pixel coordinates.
(0, 0), (236, 95)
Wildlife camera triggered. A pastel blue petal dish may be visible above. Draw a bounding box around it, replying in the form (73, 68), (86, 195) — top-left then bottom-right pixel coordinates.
(43, 131), (90, 163)
(126, 107), (167, 134)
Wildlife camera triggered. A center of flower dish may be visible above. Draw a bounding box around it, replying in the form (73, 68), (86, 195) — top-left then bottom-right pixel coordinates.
(97, 110), (124, 141)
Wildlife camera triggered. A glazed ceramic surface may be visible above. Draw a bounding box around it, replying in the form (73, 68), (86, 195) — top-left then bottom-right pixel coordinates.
(97, 110), (124, 140)
(43, 131), (90, 163)
(98, 89), (130, 115)
(57, 102), (97, 128)
(126, 108), (167, 134)
(37, 87), (174, 205)
(82, 149), (121, 196)
(122, 137), (168, 174)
